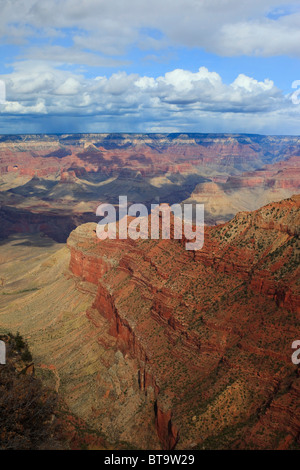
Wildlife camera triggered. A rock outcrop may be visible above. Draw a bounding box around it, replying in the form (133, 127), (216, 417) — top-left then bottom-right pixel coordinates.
(66, 195), (300, 449)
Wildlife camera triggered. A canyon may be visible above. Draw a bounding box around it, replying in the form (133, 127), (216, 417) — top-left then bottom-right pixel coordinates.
(0, 195), (299, 449)
(66, 195), (300, 449)
(0, 133), (299, 450)
(0, 134), (299, 240)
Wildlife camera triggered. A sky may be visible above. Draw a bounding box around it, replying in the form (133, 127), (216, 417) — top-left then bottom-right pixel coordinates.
(0, 0), (300, 135)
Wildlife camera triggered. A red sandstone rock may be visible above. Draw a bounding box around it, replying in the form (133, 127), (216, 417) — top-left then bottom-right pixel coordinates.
(67, 195), (300, 449)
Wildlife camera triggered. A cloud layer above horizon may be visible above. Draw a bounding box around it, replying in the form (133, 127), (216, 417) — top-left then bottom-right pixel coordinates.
(0, 0), (299, 134)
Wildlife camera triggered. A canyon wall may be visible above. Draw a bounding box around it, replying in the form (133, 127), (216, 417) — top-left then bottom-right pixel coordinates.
(67, 195), (300, 449)
(1, 134), (299, 238)
(1, 133), (300, 178)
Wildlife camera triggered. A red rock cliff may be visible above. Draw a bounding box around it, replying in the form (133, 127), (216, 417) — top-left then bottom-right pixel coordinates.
(67, 196), (300, 450)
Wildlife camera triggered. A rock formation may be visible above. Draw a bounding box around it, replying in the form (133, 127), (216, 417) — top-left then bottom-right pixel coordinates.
(0, 134), (299, 239)
(0, 133), (299, 449)
(66, 195), (300, 449)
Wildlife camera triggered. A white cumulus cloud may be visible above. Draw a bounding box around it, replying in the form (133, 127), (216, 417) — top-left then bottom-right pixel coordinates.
(0, 63), (298, 133)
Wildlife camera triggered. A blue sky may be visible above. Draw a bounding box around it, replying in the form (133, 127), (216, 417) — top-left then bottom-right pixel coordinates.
(0, 0), (299, 134)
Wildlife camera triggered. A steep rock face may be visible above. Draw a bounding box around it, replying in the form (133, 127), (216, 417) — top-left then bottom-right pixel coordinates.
(67, 196), (300, 449)
(155, 404), (179, 450)
(0, 233), (161, 450)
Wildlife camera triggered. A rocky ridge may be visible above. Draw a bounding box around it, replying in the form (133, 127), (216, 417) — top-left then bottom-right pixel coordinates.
(66, 195), (300, 449)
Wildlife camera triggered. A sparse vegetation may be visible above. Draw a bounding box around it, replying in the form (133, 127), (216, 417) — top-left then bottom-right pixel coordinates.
(0, 333), (63, 450)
